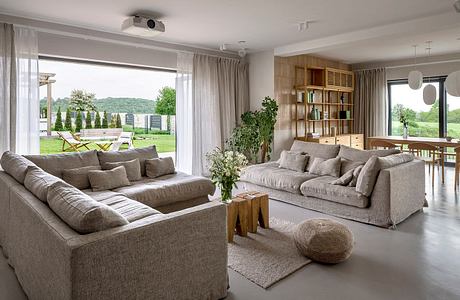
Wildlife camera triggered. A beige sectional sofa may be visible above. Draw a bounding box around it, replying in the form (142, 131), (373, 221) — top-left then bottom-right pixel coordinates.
(0, 146), (228, 300)
(241, 140), (426, 228)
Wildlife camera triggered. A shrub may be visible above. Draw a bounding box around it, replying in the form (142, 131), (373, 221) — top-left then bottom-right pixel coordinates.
(116, 113), (122, 128)
(94, 111), (101, 128)
(54, 107), (64, 131)
(75, 111), (83, 132)
(64, 107), (72, 131)
(85, 111), (92, 129)
(102, 111), (108, 128)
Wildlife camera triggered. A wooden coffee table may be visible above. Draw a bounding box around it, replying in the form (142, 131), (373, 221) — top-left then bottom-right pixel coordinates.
(226, 191), (269, 242)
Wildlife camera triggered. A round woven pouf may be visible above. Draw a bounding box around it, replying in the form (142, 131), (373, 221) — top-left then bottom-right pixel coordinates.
(293, 218), (354, 264)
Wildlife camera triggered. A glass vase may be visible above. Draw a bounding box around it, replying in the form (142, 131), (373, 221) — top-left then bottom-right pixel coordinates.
(220, 183), (233, 204)
(403, 125), (408, 139)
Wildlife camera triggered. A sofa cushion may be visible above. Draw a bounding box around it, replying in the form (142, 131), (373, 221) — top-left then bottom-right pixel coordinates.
(96, 194), (161, 222)
(300, 176), (369, 208)
(24, 166), (62, 202)
(240, 162), (318, 194)
(104, 158), (142, 181)
(24, 150), (100, 178)
(88, 166), (131, 192)
(290, 140), (340, 171)
(47, 181), (129, 234)
(338, 145), (400, 163)
(97, 146), (158, 176)
(113, 172), (215, 208)
(278, 150), (309, 172)
(0, 151), (36, 184)
(378, 153), (414, 169)
(356, 156), (381, 196)
(309, 157), (341, 177)
(62, 165), (102, 190)
(145, 157), (175, 178)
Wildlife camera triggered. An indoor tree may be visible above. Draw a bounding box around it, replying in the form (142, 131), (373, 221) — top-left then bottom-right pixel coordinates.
(154, 87), (176, 133)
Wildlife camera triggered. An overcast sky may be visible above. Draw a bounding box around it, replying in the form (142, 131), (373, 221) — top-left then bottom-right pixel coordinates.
(391, 82), (460, 112)
(39, 59), (176, 100)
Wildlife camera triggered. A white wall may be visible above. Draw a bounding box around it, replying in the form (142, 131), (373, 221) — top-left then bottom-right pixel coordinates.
(38, 32), (177, 70)
(386, 61), (460, 80)
(248, 50), (275, 110)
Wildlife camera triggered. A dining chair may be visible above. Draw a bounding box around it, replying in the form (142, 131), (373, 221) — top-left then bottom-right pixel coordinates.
(368, 140), (398, 150)
(454, 147), (460, 190)
(408, 142), (440, 187)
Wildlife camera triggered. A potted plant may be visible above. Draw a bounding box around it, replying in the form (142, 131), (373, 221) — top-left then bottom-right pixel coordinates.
(206, 148), (248, 203)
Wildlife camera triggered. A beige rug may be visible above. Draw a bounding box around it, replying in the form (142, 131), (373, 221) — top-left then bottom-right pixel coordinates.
(228, 218), (312, 289)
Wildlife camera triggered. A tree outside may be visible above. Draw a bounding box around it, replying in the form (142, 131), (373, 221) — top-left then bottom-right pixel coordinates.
(64, 107), (72, 131)
(94, 111), (102, 128)
(154, 87), (176, 133)
(75, 111), (83, 132)
(85, 111), (92, 129)
(102, 111), (109, 129)
(69, 89), (96, 112)
(54, 107), (64, 131)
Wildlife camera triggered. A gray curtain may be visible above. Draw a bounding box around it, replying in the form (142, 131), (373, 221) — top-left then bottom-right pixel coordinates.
(192, 54), (249, 175)
(353, 68), (388, 142)
(0, 23), (16, 154)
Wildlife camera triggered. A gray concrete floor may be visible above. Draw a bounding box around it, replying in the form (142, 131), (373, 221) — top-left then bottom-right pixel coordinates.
(1, 167), (460, 300)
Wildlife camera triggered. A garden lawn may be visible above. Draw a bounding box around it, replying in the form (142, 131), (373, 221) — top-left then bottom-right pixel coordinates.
(40, 134), (175, 154)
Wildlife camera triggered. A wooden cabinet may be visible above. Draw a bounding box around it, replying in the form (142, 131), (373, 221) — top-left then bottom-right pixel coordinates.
(306, 134), (364, 149)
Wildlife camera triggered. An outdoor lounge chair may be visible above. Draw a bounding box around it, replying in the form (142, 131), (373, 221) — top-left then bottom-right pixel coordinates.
(57, 131), (91, 152)
(118, 131), (134, 149)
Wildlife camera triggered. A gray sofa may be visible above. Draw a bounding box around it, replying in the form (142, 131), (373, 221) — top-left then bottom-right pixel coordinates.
(240, 140), (426, 228)
(0, 147), (228, 300)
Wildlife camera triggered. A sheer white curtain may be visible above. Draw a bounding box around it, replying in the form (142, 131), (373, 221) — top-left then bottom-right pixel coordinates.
(175, 52), (249, 176)
(175, 52), (194, 174)
(0, 24), (39, 155)
(14, 26), (40, 154)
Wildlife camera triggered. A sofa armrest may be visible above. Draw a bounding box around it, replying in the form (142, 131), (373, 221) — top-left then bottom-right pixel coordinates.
(372, 160), (425, 227)
(67, 201), (228, 300)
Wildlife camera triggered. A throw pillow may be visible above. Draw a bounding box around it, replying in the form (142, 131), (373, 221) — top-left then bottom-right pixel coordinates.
(104, 158), (142, 181)
(62, 165), (102, 190)
(47, 181), (128, 234)
(348, 165), (363, 187)
(378, 153), (414, 169)
(279, 150), (309, 172)
(308, 157), (341, 177)
(145, 157), (175, 178)
(356, 156), (381, 196)
(0, 151), (36, 184)
(340, 159), (364, 176)
(24, 166), (62, 202)
(97, 146), (158, 176)
(331, 168), (355, 186)
(88, 166), (131, 192)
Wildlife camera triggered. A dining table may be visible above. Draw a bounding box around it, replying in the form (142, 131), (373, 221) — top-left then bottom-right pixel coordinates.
(368, 135), (460, 184)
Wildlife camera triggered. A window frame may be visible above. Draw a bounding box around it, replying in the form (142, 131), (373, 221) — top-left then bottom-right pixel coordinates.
(387, 76), (447, 138)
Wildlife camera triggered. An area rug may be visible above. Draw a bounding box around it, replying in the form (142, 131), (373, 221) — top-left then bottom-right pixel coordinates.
(228, 217), (312, 289)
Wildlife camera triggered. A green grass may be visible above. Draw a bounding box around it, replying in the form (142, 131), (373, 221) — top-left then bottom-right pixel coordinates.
(392, 121), (460, 138)
(40, 134), (175, 154)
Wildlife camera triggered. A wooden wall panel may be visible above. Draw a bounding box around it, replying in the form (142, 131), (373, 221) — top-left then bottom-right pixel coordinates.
(273, 54), (351, 158)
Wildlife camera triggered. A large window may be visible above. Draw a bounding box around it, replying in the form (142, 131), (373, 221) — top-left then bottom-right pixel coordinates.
(388, 77), (446, 138)
(39, 58), (176, 155)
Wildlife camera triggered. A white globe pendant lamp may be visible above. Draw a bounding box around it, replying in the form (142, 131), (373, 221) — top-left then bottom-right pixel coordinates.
(422, 42), (436, 105)
(446, 70), (460, 97)
(408, 45), (423, 90)
(423, 84), (436, 105)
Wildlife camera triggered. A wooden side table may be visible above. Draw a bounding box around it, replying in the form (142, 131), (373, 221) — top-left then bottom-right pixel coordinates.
(237, 191), (269, 233)
(226, 197), (249, 243)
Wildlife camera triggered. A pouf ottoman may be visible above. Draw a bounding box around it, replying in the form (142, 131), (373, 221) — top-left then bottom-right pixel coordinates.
(293, 218), (354, 264)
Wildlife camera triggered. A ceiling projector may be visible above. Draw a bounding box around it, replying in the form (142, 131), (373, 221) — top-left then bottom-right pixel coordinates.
(122, 15), (165, 37)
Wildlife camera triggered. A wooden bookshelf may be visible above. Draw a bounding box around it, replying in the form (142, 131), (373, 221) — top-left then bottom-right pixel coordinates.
(293, 66), (356, 139)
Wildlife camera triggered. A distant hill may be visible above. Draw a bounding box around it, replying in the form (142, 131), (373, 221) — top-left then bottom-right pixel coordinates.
(40, 97), (156, 114)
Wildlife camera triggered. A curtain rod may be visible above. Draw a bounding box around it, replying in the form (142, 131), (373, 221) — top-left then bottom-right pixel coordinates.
(353, 58), (460, 72)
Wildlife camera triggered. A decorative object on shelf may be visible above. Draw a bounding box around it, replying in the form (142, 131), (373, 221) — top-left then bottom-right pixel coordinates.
(206, 148), (248, 203)
(330, 126), (337, 137)
(423, 42), (436, 105)
(408, 45), (423, 90)
(446, 70), (460, 97)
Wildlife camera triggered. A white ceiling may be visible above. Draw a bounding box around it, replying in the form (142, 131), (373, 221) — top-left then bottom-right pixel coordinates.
(0, 0), (459, 63)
